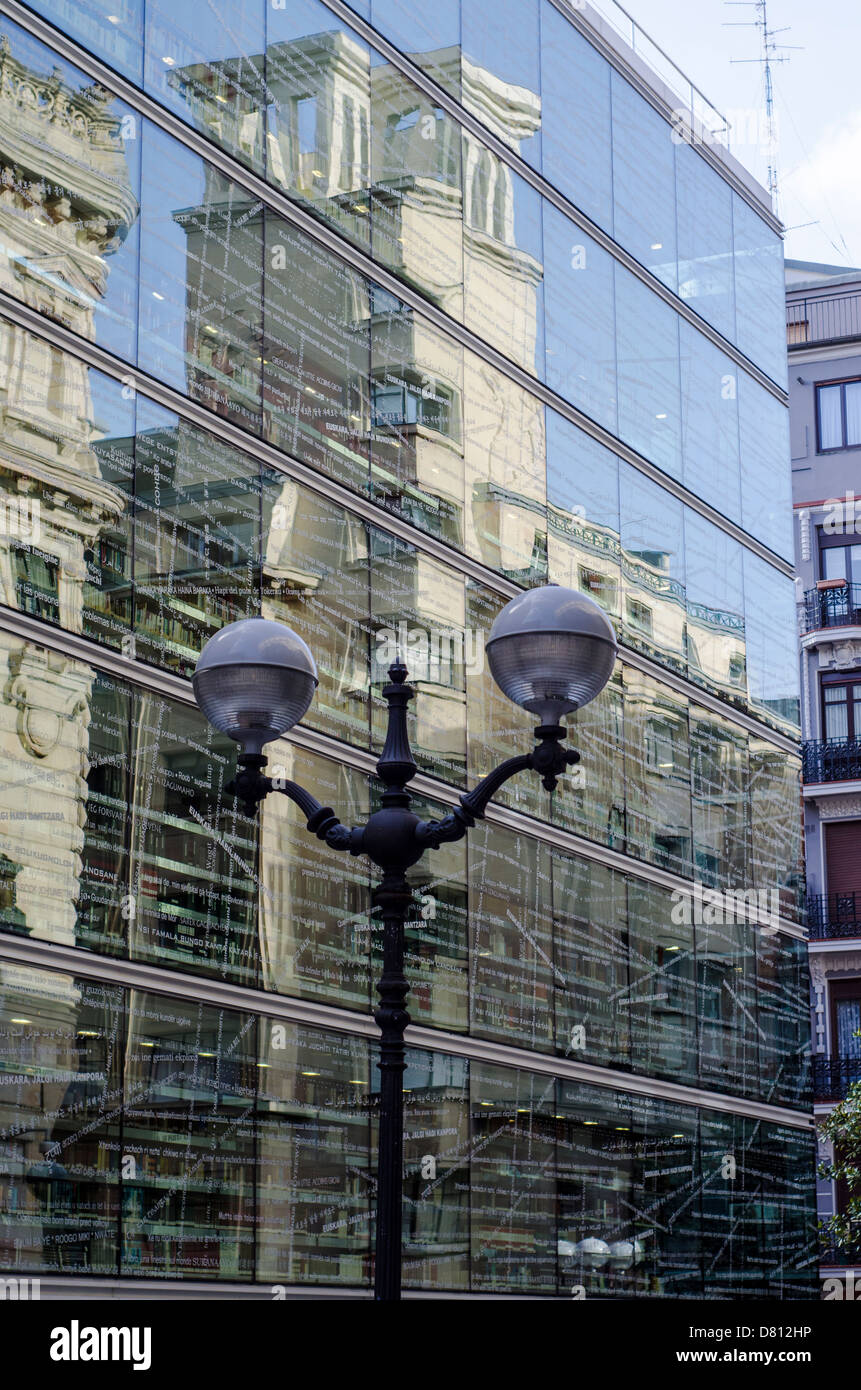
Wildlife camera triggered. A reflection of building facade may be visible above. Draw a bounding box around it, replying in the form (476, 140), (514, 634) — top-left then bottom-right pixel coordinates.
(0, 5), (814, 1299)
(786, 258), (861, 1279)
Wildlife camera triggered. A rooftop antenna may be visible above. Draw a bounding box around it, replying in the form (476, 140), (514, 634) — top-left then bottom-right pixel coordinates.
(724, 0), (801, 218)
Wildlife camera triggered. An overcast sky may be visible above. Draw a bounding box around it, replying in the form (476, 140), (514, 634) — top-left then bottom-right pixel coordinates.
(624, 0), (857, 268)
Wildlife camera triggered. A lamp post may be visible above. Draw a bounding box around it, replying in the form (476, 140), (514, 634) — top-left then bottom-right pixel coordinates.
(192, 584), (617, 1301)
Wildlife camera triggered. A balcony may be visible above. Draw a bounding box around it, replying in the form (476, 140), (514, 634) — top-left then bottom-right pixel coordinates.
(787, 291), (861, 348)
(801, 582), (861, 635)
(812, 1056), (861, 1101)
(802, 737), (861, 784)
(808, 892), (861, 940)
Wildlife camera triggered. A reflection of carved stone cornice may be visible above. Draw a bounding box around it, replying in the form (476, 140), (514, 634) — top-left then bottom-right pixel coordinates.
(0, 34), (138, 232)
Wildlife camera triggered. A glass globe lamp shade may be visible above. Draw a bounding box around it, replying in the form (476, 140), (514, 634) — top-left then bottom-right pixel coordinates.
(192, 616), (318, 755)
(485, 585), (617, 724)
(574, 1237), (611, 1270)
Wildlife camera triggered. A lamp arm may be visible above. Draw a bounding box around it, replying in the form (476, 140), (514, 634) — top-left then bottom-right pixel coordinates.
(415, 728), (580, 851)
(226, 754), (364, 854)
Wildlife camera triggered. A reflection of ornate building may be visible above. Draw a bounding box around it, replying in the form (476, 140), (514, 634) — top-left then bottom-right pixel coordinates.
(0, 33), (136, 946)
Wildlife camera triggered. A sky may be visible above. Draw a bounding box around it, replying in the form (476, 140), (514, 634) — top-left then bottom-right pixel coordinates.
(622, 0), (859, 268)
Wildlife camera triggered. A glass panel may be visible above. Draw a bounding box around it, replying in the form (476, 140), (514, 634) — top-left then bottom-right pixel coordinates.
(259, 745), (370, 1010)
(756, 1123), (818, 1299)
(546, 412), (621, 628)
(132, 399), (261, 677)
(0, 317), (136, 646)
(690, 708), (750, 890)
(371, 534), (467, 784)
(370, 290), (465, 549)
(0, 968), (122, 1275)
(555, 1081), (636, 1298)
(846, 381), (861, 447)
(543, 207), (616, 431)
(552, 669), (625, 849)
(818, 383), (843, 450)
(0, 19), (141, 362)
(824, 687), (849, 741)
(738, 377), (792, 560)
(265, 0), (372, 249)
(262, 472), (371, 746)
(623, 668), (692, 878)
(402, 1049), (470, 1289)
(143, 0), (265, 174)
(463, 151), (544, 376)
(369, 61), (463, 316)
(553, 856), (630, 1069)
(615, 266), (682, 480)
(626, 879), (697, 1086)
(629, 1094), (701, 1297)
(469, 1062), (556, 1292)
(684, 511), (747, 705)
(742, 554), (800, 734)
(679, 323), (741, 522)
(675, 143), (735, 341)
(462, 347), (547, 583)
(540, 4), (612, 230)
(401, 793), (468, 1032)
(611, 71), (677, 291)
(27, 0), (145, 82)
(369, 0), (461, 99)
(757, 934), (811, 1109)
(469, 823), (553, 1052)
(822, 544), (848, 581)
(121, 992), (257, 1278)
(138, 123), (262, 433)
(263, 214), (370, 493)
(256, 1021), (372, 1286)
(128, 688), (259, 984)
(696, 906), (758, 1097)
(699, 1110), (763, 1297)
(732, 194), (787, 388)
(620, 464), (686, 673)
(837, 999), (861, 1057)
(749, 740), (803, 923)
(461, 0), (541, 164)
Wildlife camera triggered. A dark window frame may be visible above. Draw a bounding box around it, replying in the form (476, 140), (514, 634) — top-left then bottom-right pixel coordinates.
(821, 671), (861, 741)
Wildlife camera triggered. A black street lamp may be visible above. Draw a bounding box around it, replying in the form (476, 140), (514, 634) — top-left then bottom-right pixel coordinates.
(192, 584), (617, 1301)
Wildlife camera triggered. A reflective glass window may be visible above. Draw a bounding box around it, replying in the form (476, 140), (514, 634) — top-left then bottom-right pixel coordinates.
(733, 194), (787, 389)
(742, 554), (800, 734)
(369, 0), (461, 99)
(0, 19), (141, 362)
(265, 0), (372, 249)
(611, 70), (676, 291)
(402, 1048), (469, 1288)
(675, 143), (735, 342)
(626, 879), (697, 1086)
(540, 3), (612, 230)
(553, 857), (629, 1070)
(683, 510), (747, 705)
(738, 376), (793, 560)
(620, 464), (686, 673)
(623, 669), (692, 879)
(615, 265), (682, 479)
(679, 322), (741, 522)
(26, 1), (145, 82)
(138, 122), (263, 434)
(143, 0), (266, 175)
(690, 707), (750, 891)
(461, 0), (541, 165)
(543, 208), (616, 431)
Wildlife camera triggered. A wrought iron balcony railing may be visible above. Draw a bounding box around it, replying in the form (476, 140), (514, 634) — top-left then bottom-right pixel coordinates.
(808, 892), (861, 940)
(802, 583), (861, 634)
(787, 290), (861, 347)
(812, 1056), (861, 1102)
(802, 738), (861, 784)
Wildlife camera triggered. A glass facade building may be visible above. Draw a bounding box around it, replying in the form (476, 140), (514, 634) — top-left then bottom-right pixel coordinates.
(0, 0), (815, 1296)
